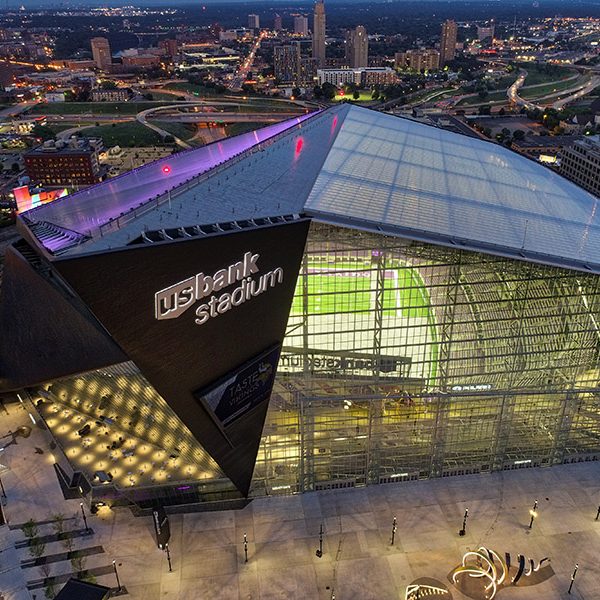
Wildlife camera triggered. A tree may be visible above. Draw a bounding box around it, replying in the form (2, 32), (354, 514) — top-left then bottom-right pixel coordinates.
(44, 583), (57, 599)
(22, 519), (38, 539)
(11, 162), (20, 173)
(478, 89), (488, 99)
(163, 135), (175, 144)
(498, 107), (506, 116)
(321, 82), (336, 100)
(513, 129), (526, 140)
(353, 90), (360, 100)
(371, 89), (380, 100)
(29, 537), (46, 560)
(291, 87), (301, 99)
(70, 551), (86, 574)
(51, 513), (65, 539)
(31, 124), (54, 142)
(313, 85), (323, 99)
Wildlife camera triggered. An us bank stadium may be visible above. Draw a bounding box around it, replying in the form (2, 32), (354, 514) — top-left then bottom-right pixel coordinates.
(2, 104), (600, 510)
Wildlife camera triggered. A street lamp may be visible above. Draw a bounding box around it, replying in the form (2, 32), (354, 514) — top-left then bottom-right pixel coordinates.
(316, 523), (323, 558)
(112, 560), (122, 592)
(243, 532), (248, 563)
(80, 502), (90, 534)
(391, 516), (397, 546)
(567, 563), (579, 594)
(528, 500), (538, 529)
(459, 508), (469, 537)
(165, 543), (172, 572)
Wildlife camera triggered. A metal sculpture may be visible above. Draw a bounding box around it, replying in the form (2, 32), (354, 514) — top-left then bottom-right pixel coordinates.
(451, 547), (550, 599)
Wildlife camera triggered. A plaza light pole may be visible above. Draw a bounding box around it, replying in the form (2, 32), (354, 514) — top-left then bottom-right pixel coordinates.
(165, 543), (172, 572)
(567, 563), (579, 594)
(391, 516), (397, 546)
(528, 500), (538, 530)
(459, 508), (469, 537)
(80, 502), (90, 534)
(243, 533), (248, 563)
(112, 560), (122, 592)
(316, 523), (323, 558)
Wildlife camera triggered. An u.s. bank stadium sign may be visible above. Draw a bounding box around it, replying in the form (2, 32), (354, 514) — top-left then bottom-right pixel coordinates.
(154, 251), (283, 325)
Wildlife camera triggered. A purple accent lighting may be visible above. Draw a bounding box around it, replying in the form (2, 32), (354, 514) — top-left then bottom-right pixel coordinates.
(23, 112), (318, 254)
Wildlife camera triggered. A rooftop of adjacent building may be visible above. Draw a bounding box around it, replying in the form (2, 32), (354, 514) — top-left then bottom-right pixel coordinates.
(18, 104), (600, 275)
(25, 137), (102, 157)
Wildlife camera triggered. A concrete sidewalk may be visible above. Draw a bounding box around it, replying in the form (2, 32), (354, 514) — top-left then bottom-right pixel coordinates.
(1, 402), (599, 600)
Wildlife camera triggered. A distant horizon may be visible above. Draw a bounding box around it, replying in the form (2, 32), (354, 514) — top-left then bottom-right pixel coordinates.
(11, 0), (600, 7)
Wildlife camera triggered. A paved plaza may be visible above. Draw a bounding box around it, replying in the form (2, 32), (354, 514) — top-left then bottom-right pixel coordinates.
(1, 401), (599, 600)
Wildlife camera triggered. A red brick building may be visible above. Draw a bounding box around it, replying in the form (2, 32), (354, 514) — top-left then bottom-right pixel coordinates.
(24, 139), (103, 187)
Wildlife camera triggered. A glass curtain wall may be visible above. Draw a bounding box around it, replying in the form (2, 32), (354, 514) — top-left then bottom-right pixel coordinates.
(251, 223), (600, 496)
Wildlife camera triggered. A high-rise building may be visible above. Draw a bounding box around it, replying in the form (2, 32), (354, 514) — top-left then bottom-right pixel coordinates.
(159, 38), (179, 58)
(294, 15), (309, 36)
(248, 14), (260, 30)
(345, 26), (368, 68)
(559, 137), (600, 198)
(274, 44), (301, 84)
(274, 14), (282, 32)
(440, 19), (458, 66)
(90, 37), (112, 71)
(312, 0), (326, 67)
(477, 23), (495, 42)
(395, 49), (440, 72)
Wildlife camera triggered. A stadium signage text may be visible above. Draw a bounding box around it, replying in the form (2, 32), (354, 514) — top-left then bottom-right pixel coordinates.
(279, 351), (409, 377)
(154, 251), (284, 325)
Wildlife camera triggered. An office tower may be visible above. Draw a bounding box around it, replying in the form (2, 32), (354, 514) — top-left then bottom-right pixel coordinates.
(274, 44), (301, 84)
(294, 15), (309, 36)
(312, 0), (326, 67)
(274, 14), (282, 32)
(440, 19), (458, 66)
(248, 14), (260, 30)
(345, 25), (368, 68)
(90, 37), (112, 70)
(477, 22), (495, 42)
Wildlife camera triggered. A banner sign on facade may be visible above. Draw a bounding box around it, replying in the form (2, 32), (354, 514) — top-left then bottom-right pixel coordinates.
(194, 345), (281, 429)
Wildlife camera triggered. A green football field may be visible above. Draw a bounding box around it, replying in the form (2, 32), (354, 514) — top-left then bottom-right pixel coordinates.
(290, 258), (439, 382)
(291, 260), (431, 318)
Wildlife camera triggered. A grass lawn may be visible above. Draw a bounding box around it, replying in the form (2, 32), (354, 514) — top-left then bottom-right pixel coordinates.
(520, 76), (590, 100)
(519, 63), (576, 86)
(224, 122), (265, 137)
(28, 102), (176, 115)
(164, 81), (226, 97)
(458, 89), (511, 106)
(154, 121), (198, 141)
(78, 122), (165, 147)
(334, 91), (375, 102)
(145, 91), (187, 101)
